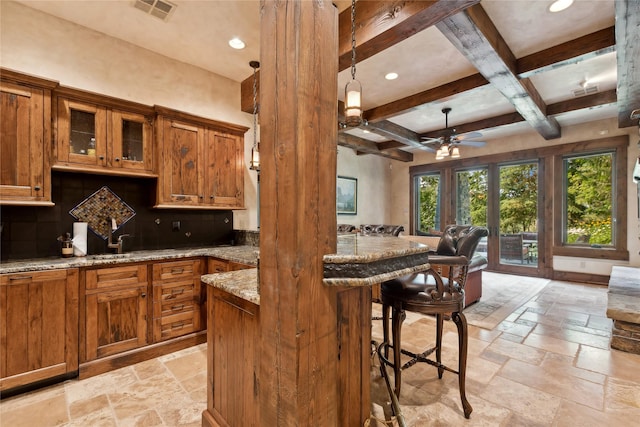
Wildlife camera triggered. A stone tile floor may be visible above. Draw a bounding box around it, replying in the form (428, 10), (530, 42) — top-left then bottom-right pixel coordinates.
(2, 274), (640, 426)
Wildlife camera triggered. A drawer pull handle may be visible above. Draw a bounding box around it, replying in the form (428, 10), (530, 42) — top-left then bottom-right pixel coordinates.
(141, 292), (146, 298)
(171, 322), (185, 330)
(171, 268), (184, 274)
(171, 304), (184, 311)
(9, 275), (32, 281)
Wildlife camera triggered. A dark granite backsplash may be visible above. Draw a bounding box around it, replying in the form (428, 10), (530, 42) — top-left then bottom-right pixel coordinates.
(0, 171), (235, 261)
(233, 230), (259, 247)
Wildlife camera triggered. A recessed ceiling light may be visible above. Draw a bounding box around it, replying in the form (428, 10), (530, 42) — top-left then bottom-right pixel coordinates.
(385, 72), (398, 80)
(549, 0), (574, 13)
(228, 38), (245, 50)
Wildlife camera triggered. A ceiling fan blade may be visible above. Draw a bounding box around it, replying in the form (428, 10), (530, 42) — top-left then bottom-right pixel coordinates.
(420, 136), (442, 143)
(456, 140), (486, 147)
(456, 131), (483, 140)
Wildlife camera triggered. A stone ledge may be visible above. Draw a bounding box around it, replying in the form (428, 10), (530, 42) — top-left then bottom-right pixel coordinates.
(607, 266), (640, 354)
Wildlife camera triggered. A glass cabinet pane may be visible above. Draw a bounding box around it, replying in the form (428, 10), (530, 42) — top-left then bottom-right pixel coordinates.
(121, 119), (143, 162)
(70, 109), (96, 156)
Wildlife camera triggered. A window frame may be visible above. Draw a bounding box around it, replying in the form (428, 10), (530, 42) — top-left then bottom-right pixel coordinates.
(552, 136), (628, 260)
(409, 135), (630, 267)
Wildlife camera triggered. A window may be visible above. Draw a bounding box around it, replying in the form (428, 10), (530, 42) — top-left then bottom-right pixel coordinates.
(456, 168), (488, 227)
(415, 173), (441, 234)
(563, 152), (614, 246)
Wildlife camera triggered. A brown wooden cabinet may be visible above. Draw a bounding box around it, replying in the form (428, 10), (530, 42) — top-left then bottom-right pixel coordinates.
(151, 258), (204, 342)
(83, 264), (149, 361)
(53, 87), (155, 177)
(204, 288), (259, 427)
(0, 69), (56, 206)
(155, 106), (247, 209)
(0, 269), (79, 392)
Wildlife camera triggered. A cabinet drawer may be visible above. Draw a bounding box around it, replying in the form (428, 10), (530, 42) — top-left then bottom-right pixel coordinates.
(154, 280), (197, 303)
(153, 259), (201, 283)
(86, 265), (147, 291)
(153, 293), (197, 319)
(153, 310), (199, 341)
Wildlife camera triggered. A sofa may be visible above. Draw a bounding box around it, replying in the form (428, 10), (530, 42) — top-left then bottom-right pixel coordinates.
(359, 224), (405, 236)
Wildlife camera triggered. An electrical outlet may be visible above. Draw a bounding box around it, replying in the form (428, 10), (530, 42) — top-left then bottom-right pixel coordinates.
(172, 221), (181, 232)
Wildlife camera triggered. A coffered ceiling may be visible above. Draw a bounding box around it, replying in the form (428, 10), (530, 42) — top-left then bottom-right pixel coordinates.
(14, 0), (639, 162)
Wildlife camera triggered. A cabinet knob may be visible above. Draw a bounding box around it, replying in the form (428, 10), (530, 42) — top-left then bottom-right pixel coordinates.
(210, 195), (214, 199)
(199, 195), (204, 199)
(115, 157), (120, 162)
(141, 292), (146, 298)
(99, 155), (104, 160)
(34, 185), (41, 191)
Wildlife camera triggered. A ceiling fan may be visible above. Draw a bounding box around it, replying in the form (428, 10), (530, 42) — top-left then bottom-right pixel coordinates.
(421, 108), (486, 159)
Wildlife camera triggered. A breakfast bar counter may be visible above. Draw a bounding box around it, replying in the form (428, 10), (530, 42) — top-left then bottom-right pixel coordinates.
(200, 234), (431, 427)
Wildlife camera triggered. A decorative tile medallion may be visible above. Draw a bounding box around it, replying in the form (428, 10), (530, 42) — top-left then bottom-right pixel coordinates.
(69, 186), (136, 239)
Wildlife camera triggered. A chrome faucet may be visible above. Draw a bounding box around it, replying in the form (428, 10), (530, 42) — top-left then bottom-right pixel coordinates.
(107, 218), (129, 254)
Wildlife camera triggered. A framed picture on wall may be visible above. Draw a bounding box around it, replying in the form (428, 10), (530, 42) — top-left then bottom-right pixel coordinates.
(337, 176), (357, 215)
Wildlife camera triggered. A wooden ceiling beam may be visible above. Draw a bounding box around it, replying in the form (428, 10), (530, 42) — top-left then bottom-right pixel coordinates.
(517, 27), (615, 78)
(436, 4), (561, 139)
(338, 0), (479, 72)
(364, 73), (488, 123)
(338, 133), (413, 162)
(614, 1), (640, 128)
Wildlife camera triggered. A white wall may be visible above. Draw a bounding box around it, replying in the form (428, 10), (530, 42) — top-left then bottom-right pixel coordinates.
(389, 118), (640, 272)
(0, 1), (260, 230)
(337, 147), (393, 228)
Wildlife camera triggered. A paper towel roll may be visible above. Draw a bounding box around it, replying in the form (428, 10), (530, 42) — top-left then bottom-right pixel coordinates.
(73, 222), (88, 257)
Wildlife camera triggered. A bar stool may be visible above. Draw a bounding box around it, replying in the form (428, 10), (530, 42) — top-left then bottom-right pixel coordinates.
(379, 225), (488, 419)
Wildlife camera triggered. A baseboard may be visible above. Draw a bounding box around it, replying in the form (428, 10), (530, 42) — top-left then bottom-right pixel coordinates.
(552, 270), (609, 285)
(79, 331), (206, 379)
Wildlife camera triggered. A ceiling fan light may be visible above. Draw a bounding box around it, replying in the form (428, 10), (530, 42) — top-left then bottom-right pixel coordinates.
(451, 146), (460, 158)
(435, 150), (445, 160)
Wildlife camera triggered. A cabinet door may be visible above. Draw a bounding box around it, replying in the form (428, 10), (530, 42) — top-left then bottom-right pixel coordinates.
(0, 81), (51, 204)
(85, 285), (148, 359)
(0, 269), (79, 392)
(208, 288), (259, 426)
(56, 98), (108, 167)
(158, 118), (204, 205)
(111, 110), (153, 173)
(205, 130), (244, 208)
(84, 264), (149, 360)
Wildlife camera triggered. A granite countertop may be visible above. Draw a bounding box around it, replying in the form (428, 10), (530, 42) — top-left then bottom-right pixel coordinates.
(201, 268), (259, 305)
(323, 234), (430, 286)
(202, 234), (432, 304)
(0, 245), (259, 274)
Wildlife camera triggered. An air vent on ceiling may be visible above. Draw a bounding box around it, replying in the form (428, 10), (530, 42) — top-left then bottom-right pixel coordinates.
(133, 0), (176, 22)
(572, 85), (599, 97)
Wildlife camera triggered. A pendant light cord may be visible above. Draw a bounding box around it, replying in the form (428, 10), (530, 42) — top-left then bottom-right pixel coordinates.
(350, 0), (357, 81)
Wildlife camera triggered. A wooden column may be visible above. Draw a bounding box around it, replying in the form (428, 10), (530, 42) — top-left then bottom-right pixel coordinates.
(259, 1), (340, 425)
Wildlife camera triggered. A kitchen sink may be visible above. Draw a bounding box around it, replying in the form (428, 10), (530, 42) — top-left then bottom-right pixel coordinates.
(87, 253), (133, 260)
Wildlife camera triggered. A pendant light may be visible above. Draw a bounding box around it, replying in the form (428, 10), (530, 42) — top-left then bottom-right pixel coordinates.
(249, 60), (260, 171)
(343, 0), (363, 127)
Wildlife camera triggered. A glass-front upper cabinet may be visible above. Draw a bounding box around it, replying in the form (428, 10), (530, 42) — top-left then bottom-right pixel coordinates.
(56, 98), (108, 168)
(111, 110), (153, 173)
(54, 91), (155, 176)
